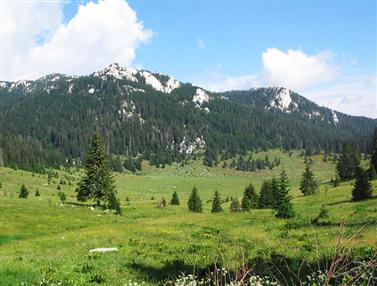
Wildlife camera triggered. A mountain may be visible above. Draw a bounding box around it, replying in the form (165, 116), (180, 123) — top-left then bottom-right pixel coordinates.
(0, 63), (375, 172)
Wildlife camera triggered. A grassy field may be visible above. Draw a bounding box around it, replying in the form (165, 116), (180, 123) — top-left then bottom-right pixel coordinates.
(0, 150), (376, 285)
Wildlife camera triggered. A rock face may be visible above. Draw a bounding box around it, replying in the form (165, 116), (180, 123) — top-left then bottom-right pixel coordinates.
(89, 247), (118, 253)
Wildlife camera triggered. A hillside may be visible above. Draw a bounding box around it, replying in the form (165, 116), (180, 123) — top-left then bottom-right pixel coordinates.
(0, 150), (376, 285)
(0, 63), (375, 171)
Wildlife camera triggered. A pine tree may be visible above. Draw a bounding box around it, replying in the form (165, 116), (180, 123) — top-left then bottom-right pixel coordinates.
(211, 190), (222, 213)
(258, 180), (275, 208)
(241, 184), (258, 211)
(188, 186), (202, 213)
(171, 191), (180, 205)
(371, 126), (377, 171)
(336, 142), (361, 180)
(19, 184), (29, 199)
(275, 201), (295, 219)
(230, 198), (240, 212)
(35, 190), (40, 197)
(300, 162), (318, 196)
(76, 134), (117, 208)
(352, 166), (373, 201)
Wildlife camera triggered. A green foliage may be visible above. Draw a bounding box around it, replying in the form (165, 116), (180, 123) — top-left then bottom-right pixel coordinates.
(76, 134), (117, 207)
(35, 190), (40, 197)
(170, 191), (180, 205)
(275, 201), (295, 219)
(18, 184), (29, 199)
(58, 191), (66, 204)
(336, 142), (361, 180)
(241, 184), (258, 211)
(211, 190), (222, 213)
(331, 175), (341, 187)
(300, 162), (318, 196)
(188, 186), (202, 213)
(352, 166), (373, 201)
(311, 205), (330, 225)
(230, 197), (240, 212)
(203, 146), (218, 167)
(258, 179), (278, 208)
(368, 163), (377, 180)
(275, 169), (294, 218)
(371, 126), (377, 171)
(123, 157), (142, 172)
(107, 191), (121, 214)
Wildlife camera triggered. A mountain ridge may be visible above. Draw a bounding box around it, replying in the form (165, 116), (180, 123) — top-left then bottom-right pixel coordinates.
(0, 63), (375, 172)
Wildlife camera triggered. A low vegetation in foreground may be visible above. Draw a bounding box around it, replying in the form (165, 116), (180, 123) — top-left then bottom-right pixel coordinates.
(1, 135), (377, 285)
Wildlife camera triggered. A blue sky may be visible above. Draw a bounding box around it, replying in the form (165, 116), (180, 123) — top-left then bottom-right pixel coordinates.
(1, 0), (376, 117)
(63, 0), (376, 79)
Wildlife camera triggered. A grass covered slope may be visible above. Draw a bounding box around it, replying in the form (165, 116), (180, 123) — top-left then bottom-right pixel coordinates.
(0, 150), (376, 285)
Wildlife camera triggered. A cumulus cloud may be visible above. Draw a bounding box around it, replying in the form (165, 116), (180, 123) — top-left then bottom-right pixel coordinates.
(197, 48), (375, 118)
(1, 0), (152, 80)
(262, 48), (338, 89)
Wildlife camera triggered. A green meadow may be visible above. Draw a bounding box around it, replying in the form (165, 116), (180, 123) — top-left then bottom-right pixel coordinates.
(0, 150), (376, 285)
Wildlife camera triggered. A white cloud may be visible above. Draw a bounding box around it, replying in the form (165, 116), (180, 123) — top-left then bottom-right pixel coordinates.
(197, 48), (376, 118)
(302, 74), (377, 118)
(1, 0), (152, 80)
(262, 48), (338, 89)
(196, 38), (205, 49)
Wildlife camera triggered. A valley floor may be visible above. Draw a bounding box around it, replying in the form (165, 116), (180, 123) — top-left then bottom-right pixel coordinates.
(0, 150), (376, 285)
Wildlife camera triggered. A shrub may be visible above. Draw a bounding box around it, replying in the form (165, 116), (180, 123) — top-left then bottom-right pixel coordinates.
(19, 184), (29, 199)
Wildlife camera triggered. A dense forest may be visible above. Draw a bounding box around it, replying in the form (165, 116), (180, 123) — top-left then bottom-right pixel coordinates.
(0, 64), (375, 172)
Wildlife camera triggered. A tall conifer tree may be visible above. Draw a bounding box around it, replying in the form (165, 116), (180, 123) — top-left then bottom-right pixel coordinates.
(211, 190), (222, 213)
(76, 134), (118, 209)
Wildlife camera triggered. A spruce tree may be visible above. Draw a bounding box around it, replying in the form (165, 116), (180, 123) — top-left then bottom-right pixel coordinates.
(171, 191), (180, 205)
(211, 190), (222, 213)
(107, 190), (121, 214)
(241, 184), (258, 210)
(300, 162), (318, 196)
(275, 169), (290, 208)
(371, 126), (377, 171)
(35, 190), (40, 197)
(230, 198), (240, 212)
(336, 142), (361, 180)
(352, 166), (373, 201)
(275, 169), (295, 218)
(188, 186), (202, 212)
(19, 184), (29, 199)
(258, 180), (275, 208)
(58, 191), (66, 204)
(76, 134), (117, 208)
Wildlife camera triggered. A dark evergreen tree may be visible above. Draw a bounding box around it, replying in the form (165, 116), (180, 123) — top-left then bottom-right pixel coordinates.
(352, 166), (373, 201)
(275, 169), (290, 208)
(35, 190), (40, 197)
(111, 155), (123, 173)
(230, 197), (240, 212)
(19, 184), (29, 199)
(241, 184), (258, 210)
(371, 126), (377, 171)
(170, 191), (180, 205)
(275, 201), (295, 219)
(336, 142), (361, 180)
(258, 180), (275, 208)
(107, 190), (121, 214)
(211, 190), (222, 213)
(331, 175), (341, 187)
(188, 186), (202, 213)
(300, 162), (318, 196)
(76, 134), (117, 207)
(275, 169), (294, 218)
